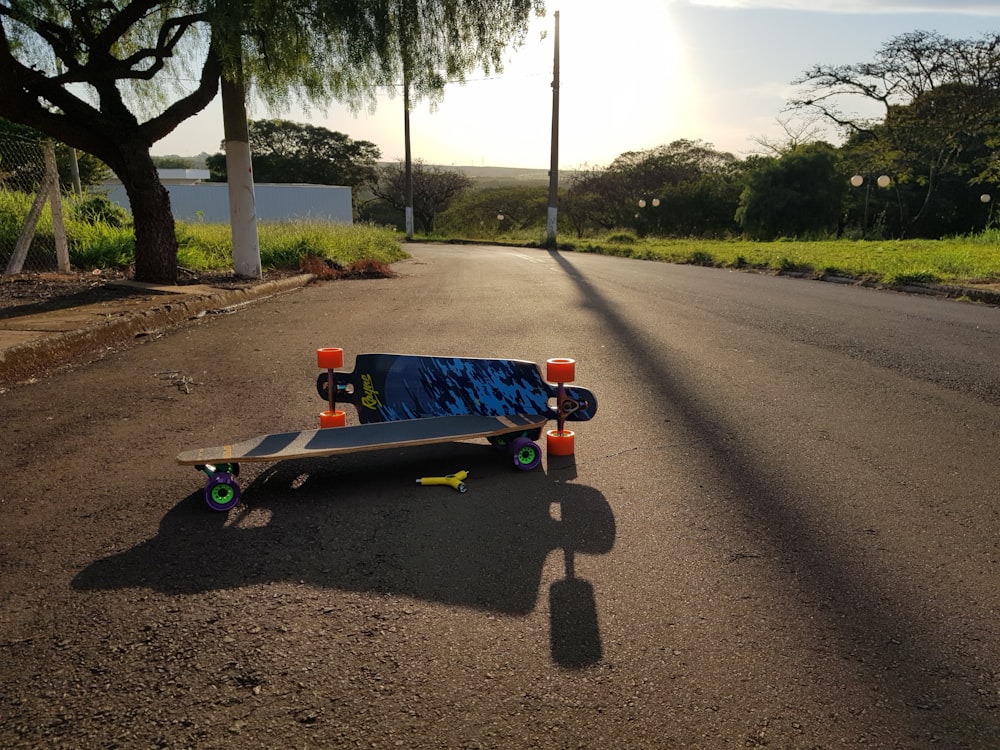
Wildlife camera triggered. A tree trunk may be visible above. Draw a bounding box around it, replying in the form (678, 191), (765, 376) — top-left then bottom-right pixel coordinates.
(115, 146), (178, 283)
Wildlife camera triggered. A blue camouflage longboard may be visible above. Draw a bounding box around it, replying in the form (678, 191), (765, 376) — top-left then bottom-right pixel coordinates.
(316, 353), (598, 424)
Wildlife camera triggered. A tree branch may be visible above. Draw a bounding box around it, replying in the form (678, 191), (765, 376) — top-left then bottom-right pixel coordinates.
(140, 37), (222, 144)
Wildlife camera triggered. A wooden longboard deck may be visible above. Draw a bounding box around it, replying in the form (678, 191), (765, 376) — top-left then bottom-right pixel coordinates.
(177, 413), (547, 466)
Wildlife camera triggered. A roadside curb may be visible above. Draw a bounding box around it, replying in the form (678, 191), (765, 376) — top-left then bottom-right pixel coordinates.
(0, 274), (313, 388)
(899, 282), (1000, 306)
(795, 271), (1000, 306)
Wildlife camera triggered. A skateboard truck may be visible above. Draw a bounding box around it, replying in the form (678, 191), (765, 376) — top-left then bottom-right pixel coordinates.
(194, 462), (239, 478)
(545, 358), (577, 457)
(318, 348), (347, 428)
(416, 470), (469, 493)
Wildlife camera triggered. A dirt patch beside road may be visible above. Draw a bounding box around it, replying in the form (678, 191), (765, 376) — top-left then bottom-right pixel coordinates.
(0, 270), (292, 313)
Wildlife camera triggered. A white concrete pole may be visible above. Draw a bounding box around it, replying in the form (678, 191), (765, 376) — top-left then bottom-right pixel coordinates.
(546, 11), (561, 246)
(221, 74), (262, 279)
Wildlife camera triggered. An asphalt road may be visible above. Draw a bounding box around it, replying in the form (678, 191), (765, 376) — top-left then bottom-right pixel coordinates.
(2, 243), (999, 748)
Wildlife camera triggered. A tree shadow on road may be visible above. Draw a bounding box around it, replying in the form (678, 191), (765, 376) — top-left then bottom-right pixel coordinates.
(72, 445), (614, 668)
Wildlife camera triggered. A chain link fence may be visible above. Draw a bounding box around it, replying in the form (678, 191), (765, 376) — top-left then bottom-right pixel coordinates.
(0, 134), (70, 275)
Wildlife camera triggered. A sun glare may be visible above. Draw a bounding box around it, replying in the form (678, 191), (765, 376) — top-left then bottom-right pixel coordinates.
(154, 2), (697, 170)
(558, 0), (695, 164)
(395, 1), (695, 168)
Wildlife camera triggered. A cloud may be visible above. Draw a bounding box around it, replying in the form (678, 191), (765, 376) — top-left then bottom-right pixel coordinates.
(687, 0), (1000, 14)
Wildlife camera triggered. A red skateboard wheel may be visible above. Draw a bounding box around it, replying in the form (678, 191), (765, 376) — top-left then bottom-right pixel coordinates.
(319, 410), (347, 428)
(546, 429), (575, 456)
(317, 347), (344, 369)
(546, 358), (575, 383)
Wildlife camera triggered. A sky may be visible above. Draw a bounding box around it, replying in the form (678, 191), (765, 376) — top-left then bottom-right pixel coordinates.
(151, 0), (1000, 169)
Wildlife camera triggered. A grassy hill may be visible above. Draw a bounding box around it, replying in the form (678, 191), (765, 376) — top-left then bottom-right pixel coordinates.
(447, 165), (550, 186)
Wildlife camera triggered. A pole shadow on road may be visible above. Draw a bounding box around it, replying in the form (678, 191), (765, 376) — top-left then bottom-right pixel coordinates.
(72, 444), (615, 669)
(543, 248), (999, 741)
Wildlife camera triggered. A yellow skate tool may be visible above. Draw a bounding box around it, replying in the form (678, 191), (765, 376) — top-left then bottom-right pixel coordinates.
(416, 470), (469, 493)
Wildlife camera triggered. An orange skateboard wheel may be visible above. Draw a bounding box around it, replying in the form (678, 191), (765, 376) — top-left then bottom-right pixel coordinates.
(317, 347), (344, 369)
(546, 429), (575, 456)
(546, 358), (575, 383)
(319, 409), (346, 428)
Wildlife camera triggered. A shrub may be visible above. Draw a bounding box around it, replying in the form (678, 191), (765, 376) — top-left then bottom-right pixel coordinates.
(688, 249), (714, 266)
(70, 195), (130, 228)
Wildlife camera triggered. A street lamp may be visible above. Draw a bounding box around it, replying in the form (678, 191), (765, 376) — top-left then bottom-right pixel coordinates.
(636, 197), (661, 236)
(850, 173), (891, 238)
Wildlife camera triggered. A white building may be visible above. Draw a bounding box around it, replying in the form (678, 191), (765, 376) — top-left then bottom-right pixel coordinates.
(103, 170), (353, 224)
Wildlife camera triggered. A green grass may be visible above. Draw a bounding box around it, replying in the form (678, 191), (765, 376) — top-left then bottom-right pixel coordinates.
(559, 234), (1000, 287)
(174, 220), (408, 272)
(158, 220), (410, 273)
(4, 186), (999, 287)
(1, 188), (407, 274)
(431, 224), (1000, 286)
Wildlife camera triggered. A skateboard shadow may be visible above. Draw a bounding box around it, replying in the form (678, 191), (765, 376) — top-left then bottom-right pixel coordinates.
(72, 447), (615, 668)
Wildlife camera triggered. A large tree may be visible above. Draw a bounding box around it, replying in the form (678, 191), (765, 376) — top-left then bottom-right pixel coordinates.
(206, 119), (380, 188)
(735, 143), (844, 241)
(564, 140), (738, 236)
(369, 159), (472, 233)
(790, 30), (1000, 237)
(791, 30), (1000, 129)
(438, 184), (548, 235)
(0, 0), (543, 282)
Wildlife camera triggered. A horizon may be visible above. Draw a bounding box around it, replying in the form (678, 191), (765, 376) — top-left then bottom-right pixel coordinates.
(153, 157), (570, 174)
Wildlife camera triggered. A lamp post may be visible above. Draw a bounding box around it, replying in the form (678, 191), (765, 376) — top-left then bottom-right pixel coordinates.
(850, 174), (890, 239)
(981, 193), (994, 229)
(636, 197), (660, 236)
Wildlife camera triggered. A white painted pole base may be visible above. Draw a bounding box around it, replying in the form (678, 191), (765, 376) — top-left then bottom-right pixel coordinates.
(546, 207), (558, 244)
(225, 140), (262, 279)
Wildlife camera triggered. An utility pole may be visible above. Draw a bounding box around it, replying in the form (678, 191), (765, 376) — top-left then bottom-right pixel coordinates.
(219, 0), (262, 279)
(403, 73), (415, 240)
(221, 72), (262, 279)
(399, 0), (415, 240)
(546, 10), (561, 247)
